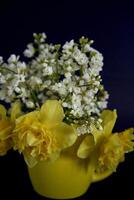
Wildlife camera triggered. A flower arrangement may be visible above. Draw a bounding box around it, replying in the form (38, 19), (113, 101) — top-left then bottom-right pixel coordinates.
(0, 33), (133, 198)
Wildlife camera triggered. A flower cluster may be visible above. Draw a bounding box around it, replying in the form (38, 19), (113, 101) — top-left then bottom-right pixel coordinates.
(77, 110), (134, 177)
(13, 100), (77, 167)
(0, 33), (133, 175)
(0, 33), (108, 135)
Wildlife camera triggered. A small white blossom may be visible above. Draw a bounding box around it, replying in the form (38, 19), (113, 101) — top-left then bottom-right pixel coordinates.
(73, 47), (88, 65)
(63, 40), (74, 51)
(24, 44), (35, 58)
(40, 33), (47, 42)
(14, 87), (21, 93)
(17, 62), (27, 71)
(30, 76), (42, 85)
(0, 73), (6, 83)
(26, 100), (35, 108)
(83, 72), (90, 81)
(73, 87), (81, 94)
(77, 125), (91, 136)
(8, 54), (19, 63)
(43, 66), (53, 76)
(98, 101), (108, 109)
(0, 56), (3, 64)
(62, 102), (68, 107)
(84, 43), (95, 52)
(89, 53), (103, 76)
(65, 72), (72, 78)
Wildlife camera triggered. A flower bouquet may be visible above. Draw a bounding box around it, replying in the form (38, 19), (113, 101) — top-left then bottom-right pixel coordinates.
(0, 33), (133, 199)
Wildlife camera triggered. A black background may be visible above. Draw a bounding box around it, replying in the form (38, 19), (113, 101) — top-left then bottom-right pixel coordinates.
(0, 0), (134, 200)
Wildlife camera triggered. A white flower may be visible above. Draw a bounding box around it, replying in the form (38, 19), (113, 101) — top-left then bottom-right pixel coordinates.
(42, 80), (51, 88)
(84, 43), (93, 52)
(79, 80), (85, 86)
(26, 100), (35, 108)
(66, 66), (73, 72)
(0, 56), (3, 64)
(73, 47), (88, 65)
(94, 81), (100, 87)
(73, 87), (81, 94)
(65, 72), (72, 78)
(17, 62), (27, 72)
(8, 54), (19, 63)
(30, 76), (42, 85)
(0, 90), (6, 100)
(86, 90), (94, 98)
(77, 124), (90, 136)
(15, 74), (26, 83)
(7, 86), (14, 96)
(52, 82), (67, 96)
(62, 102), (68, 107)
(83, 72), (90, 81)
(0, 73), (6, 83)
(83, 96), (91, 104)
(89, 52), (103, 74)
(24, 44), (35, 58)
(14, 87), (21, 93)
(43, 66), (53, 76)
(63, 40), (74, 50)
(98, 101), (108, 109)
(40, 33), (47, 42)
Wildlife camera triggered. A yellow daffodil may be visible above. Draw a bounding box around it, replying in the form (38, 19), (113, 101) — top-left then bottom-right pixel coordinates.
(0, 101), (22, 155)
(0, 105), (13, 155)
(13, 100), (77, 167)
(77, 109), (134, 180)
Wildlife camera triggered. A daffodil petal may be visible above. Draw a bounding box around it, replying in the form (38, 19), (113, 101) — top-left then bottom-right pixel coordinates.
(77, 135), (95, 159)
(0, 105), (7, 119)
(40, 100), (65, 124)
(50, 122), (77, 150)
(101, 109), (117, 135)
(0, 124), (13, 140)
(0, 140), (11, 156)
(26, 132), (40, 146)
(118, 128), (134, 152)
(16, 111), (39, 124)
(24, 152), (38, 168)
(10, 101), (22, 121)
(92, 168), (113, 182)
(97, 134), (125, 173)
(90, 124), (102, 144)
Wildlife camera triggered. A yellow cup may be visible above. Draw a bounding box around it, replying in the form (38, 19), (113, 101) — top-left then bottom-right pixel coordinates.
(28, 150), (112, 199)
